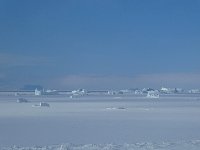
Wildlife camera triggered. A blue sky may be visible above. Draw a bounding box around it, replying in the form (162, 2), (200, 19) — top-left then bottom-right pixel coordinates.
(0, 0), (200, 89)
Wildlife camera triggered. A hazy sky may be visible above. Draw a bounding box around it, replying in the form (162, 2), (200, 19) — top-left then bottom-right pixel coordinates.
(0, 0), (200, 89)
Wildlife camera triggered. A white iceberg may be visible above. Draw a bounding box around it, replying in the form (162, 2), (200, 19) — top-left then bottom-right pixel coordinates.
(146, 90), (159, 98)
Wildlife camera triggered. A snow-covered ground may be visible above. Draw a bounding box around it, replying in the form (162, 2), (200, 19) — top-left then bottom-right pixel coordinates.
(0, 94), (200, 149)
(2, 141), (200, 150)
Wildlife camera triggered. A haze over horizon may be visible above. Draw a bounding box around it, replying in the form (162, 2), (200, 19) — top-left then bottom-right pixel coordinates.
(0, 0), (200, 90)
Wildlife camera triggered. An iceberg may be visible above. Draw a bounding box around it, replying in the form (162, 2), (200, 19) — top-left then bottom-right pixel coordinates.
(146, 90), (159, 98)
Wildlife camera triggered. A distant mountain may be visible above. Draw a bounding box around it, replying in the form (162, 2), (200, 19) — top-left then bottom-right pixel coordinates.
(20, 85), (43, 91)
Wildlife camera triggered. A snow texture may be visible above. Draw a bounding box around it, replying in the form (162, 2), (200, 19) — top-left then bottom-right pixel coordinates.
(2, 140), (200, 150)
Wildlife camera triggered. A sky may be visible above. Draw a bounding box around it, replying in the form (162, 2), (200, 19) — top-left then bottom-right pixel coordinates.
(0, 0), (200, 90)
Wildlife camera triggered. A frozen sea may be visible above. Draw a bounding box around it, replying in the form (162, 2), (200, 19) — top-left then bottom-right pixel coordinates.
(0, 93), (200, 150)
